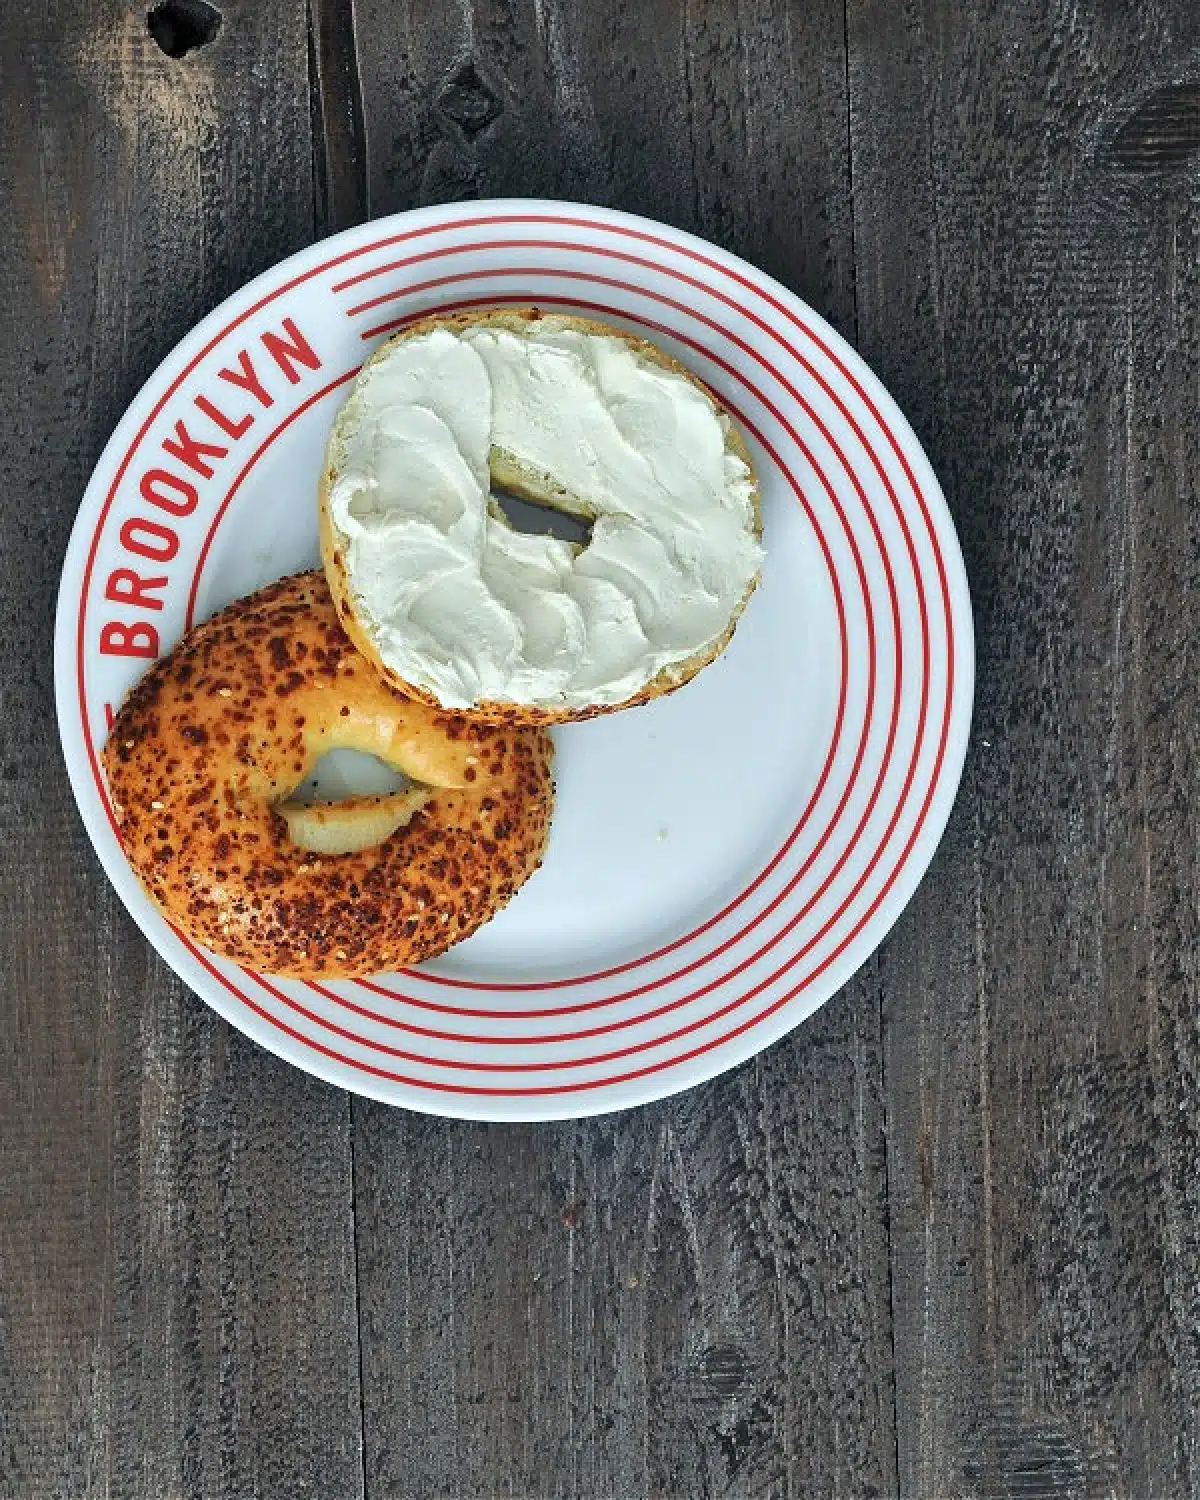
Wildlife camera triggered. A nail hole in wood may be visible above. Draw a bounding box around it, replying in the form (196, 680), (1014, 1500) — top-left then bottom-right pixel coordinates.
(146, 0), (222, 59)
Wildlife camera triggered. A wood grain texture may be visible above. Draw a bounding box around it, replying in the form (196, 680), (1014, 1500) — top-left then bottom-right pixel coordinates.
(0, 3), (362, 1497)
(846, 0), (1200, 1494)
(308, 0), (368, 235)
(346, 2), (895, 1496)
(355, 993), (895, 1499)
(7, 0), (1199, 1496)
(350, 0), (857, 337)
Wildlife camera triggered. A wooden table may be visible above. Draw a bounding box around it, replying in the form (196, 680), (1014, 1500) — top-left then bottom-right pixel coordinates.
(4, 2), (1198, 1495)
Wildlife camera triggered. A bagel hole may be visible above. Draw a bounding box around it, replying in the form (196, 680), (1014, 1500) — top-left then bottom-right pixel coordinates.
(490, 486), (592, 547)
(291, 749), (411, 806)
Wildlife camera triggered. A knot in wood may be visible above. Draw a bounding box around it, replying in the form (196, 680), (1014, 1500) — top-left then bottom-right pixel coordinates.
(437, 61), (502, 142)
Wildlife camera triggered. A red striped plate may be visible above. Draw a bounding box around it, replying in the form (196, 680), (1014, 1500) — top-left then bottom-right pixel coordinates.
(55, 201), (973, 1120)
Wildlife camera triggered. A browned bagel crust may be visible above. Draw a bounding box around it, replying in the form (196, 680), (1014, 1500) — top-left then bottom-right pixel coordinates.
(102, 573), (554, 978)
(320, 306), (762, 727)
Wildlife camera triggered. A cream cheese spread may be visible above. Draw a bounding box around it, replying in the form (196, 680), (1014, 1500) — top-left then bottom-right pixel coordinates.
(326, 322), (763, 709)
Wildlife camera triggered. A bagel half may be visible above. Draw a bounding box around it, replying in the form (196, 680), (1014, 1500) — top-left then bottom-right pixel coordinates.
(102, 572), (554, 979)
(320, 307), (763, 726)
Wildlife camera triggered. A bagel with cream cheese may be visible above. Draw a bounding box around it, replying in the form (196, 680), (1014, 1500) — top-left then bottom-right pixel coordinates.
(320, 307), (763, 725)
(102, 572), (554, 978)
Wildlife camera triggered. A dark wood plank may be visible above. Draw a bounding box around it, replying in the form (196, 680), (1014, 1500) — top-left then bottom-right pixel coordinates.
(0, 4), (363, 1496)
(350, 0), (858, 337)
(356, 993), (895, 1500)
(847, 1), (1200, 1494)
(346, 3), (894, 1495)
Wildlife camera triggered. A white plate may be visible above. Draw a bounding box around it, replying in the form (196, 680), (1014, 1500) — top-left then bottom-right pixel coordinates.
(55, 200), (973, 1120)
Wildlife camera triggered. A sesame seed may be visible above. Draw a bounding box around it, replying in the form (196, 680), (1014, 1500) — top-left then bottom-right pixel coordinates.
(150, 800), (164, 810)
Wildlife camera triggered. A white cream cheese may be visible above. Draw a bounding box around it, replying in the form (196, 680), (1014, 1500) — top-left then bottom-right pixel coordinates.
(326, 323), (763, 709)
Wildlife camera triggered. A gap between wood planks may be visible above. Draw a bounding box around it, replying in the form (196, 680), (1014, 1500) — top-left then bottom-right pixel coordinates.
(307, 0), (369, 238)
(306, 11), (370, 1499)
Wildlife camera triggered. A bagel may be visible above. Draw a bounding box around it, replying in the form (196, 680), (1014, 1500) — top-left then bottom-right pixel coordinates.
(102, 572), (554, 978)
(320, 306), (764, 725)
